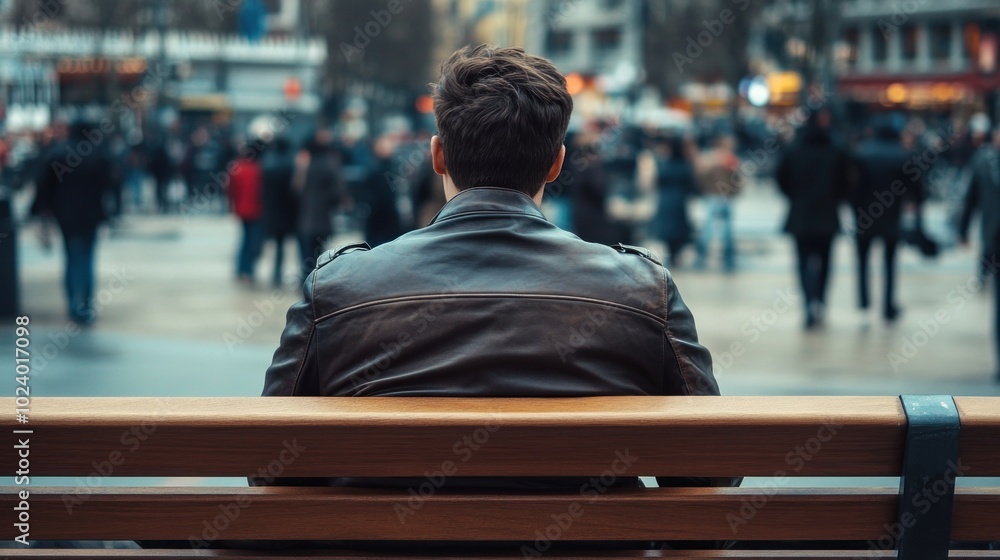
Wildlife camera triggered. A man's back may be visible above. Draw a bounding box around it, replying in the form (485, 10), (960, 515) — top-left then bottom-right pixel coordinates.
(852, 137), (914, 235)
(36, 135), (111, 234)
(255, 46), (732, 542)
(264, 186), (717, 400)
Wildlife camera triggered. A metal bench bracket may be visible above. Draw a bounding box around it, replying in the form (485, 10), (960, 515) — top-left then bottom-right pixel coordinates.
(896, 395), (961, 560)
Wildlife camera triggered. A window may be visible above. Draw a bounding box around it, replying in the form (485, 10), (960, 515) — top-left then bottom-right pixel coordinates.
(263, 0), (283, 15)
(872, 25), (888, 62)
(843, 27), (859, 65)
(593, 27), (622, 54)
(930, 22), (952, 60)
(901, 24), (919, 60)
(546, 29), (573, 55)
(964, 22), (981, 60)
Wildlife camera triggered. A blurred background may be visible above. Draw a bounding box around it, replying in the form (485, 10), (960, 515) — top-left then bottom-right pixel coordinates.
(0, 0), (999, 400)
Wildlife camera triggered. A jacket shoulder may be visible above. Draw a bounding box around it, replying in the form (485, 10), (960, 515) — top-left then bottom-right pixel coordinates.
(315, 242), (372, 269)
(611, 243), (663, 266)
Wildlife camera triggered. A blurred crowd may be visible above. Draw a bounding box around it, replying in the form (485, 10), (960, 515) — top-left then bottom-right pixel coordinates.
(4, 104), (999, 344)
(548, 105), (996, 338)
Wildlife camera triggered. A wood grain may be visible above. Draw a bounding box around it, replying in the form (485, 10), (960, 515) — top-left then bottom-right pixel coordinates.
(1, 487), (997, 542)
(1, 550), (999, 559)
(0, 396), (946, 477)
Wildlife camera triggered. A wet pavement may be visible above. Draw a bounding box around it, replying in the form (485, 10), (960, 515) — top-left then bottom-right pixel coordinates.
(5, 181), (998, 399)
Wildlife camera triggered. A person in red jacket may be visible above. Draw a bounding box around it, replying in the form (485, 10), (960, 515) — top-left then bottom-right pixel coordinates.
(227, 149), (264, 284)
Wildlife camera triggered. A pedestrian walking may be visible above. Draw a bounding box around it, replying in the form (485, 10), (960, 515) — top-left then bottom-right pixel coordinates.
(694, 134), (742, 271)
(640, 134), (698, 267)
(569, 128), (618, 245)
(295, 129), (346, 281)
(31, 121), (112, 324)
(260, 137), (298, 286)
(776, 111), (850, 329)
(227, 146), (264, 285)
(959, 127), (1000, 382)
(852, 121), (924, 323)
(147, 135), (176, 214)
(361, 135), (404, 247)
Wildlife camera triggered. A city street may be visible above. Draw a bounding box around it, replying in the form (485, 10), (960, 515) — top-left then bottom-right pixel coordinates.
(6, 182), (999, 400)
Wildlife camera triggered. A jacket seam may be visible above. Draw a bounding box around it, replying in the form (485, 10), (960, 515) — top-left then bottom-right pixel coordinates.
(314, 293), (666, 325)
(663, 271), (696, 396)
(661, 266), (667, 395)
(433, 210), (549, 224)
(289, 271), (320, 394)
(289, 324), (315, 394)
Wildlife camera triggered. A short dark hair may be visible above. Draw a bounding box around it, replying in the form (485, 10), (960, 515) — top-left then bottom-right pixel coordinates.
(432, 44), (573, 197)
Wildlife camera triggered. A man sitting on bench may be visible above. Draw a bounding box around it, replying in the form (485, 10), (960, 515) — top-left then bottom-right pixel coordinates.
(259, 44), (736, 549)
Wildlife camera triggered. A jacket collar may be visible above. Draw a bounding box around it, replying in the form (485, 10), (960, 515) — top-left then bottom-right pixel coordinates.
(430, 186), (546, 224)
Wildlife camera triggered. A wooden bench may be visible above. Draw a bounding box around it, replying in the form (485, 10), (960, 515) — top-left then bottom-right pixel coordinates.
(2, 395), (998, 559)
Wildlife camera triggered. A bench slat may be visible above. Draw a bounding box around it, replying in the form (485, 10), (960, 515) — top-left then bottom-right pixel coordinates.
(2, 549), (1000, 559)
(4, 396), (996, 477)
(2, 487), (997, 542)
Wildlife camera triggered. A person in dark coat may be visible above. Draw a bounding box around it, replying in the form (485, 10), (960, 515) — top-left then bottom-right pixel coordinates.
(147, 135), (175, 214)
(360, 135), (404, 247)
(32, 121), (112, 324)
(644, 135), (697, 267)
(959, 127), (1000, 382)
(851, 122), (924, 323)
(569, 131), (618, 245)
(776, 110), (851, 329)
(295, 129), (346, 282)
(261, 137), (298, 286)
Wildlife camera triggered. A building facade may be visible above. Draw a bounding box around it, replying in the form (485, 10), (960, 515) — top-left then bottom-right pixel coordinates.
(525, 0), (643, 90)
(837, 0), (1000, 112)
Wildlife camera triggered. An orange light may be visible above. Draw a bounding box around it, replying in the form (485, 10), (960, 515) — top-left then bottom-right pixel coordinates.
(886, 83), (908, 104)
(283, 78), (302, 101)
(565, 73), (585, 96)
(415, 94), (434, 114)
(766, 71), (802, 94)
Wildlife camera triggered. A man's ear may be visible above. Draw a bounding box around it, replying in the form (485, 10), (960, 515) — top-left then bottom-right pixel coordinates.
(545, 145), (566, 183)
(431, 135), (447, 176)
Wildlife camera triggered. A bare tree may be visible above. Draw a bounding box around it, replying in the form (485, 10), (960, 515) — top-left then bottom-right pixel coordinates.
(643, 0), (761, 99)
(306, 0), (435, 100)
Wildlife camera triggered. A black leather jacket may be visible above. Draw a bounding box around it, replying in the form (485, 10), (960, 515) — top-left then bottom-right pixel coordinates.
(264, 186), (718, 399)
(260, 186), (728, 492)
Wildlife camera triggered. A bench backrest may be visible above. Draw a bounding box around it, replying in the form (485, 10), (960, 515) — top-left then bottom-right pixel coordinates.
(2, 396), (998, 547)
